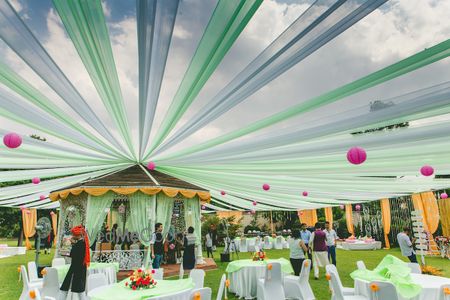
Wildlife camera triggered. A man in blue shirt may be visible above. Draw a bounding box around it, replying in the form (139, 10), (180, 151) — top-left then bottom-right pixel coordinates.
(300, 223), (312, 262)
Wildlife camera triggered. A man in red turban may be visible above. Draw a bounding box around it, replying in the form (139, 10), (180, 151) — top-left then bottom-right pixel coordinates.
(59, 225), (90, 300)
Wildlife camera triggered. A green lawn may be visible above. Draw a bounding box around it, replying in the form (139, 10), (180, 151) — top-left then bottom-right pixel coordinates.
(1, 243), (449, 300)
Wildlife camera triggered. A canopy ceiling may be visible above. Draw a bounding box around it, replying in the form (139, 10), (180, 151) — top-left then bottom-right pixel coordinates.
(1, 0), (450, 211)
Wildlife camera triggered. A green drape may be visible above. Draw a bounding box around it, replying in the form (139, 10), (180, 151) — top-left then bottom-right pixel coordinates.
(129, 191), (155, 246)
(86, 191), (115, 246)
(156, 192), (174, 238)
(184, 197), (201, 244)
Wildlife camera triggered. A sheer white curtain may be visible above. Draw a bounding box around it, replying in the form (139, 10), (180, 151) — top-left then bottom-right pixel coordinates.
(156, 192), (174, 238)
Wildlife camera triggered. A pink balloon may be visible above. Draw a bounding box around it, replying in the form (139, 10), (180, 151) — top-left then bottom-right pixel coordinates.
(420, 165), (434, 176)
(339, 204), (345, 210)
(32, 177), (41, 184)
(3, 133), (22, 149)
(201, 205), (206, 210)
(441, 193), (448, 199)
(220, 191), (226, 196)
(347, 147), (367, 165)
(252, 201), (257, 206)
(147, 161), (156, 170)
(39, 195), (46, 200)
(355, 204), (361, 211)
(302, 191), (308, 197)
(262, 183), (270, 191)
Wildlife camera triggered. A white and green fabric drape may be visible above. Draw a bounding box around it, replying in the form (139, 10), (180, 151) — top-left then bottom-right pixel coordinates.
(85, 192), (115, 246)
(184, 197), (202, 244)
(156, 192), (174, 238)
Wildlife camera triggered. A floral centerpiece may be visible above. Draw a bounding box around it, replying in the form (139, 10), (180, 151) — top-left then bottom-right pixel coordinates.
(252, 250), (266, 261)
(125, 269), (157, 290)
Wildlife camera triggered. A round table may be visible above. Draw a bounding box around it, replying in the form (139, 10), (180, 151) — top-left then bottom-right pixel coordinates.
(54, 262), (119, 286)
(88, 278), (195, 300)
(226, 258), (293, 299)
(354, 273), (450, 300)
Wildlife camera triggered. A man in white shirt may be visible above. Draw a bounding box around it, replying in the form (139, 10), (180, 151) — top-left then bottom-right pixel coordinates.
(397, 227), (417, 263)
(324, 221), (338, 266)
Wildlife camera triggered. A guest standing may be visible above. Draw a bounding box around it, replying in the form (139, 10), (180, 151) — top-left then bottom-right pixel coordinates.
(397, 227), (417, 263)
(288, 229), (308, 276)
(150, 223), (164, 269)
(205, 230), (214, 258)
(324, 221), (338, 266)
(44, 230), (54, 254)
(59, 225), (90, 300)
(183, 227), (197, 271)
(309, 222), (330, 279)
(300, 223), (312, 262)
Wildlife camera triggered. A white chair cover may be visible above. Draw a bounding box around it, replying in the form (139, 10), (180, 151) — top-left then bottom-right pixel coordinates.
(41, 268), (59, 300)
(51, 258), (65, 268)
(263, 237), (272, 250)
(407, 263), (422, 274)
(284, 259), (314, 300)
(247, 239), (256, 252)
(275, 237), (283, 250)
(239, 238), (248, 252)
(179, 261), (184, 279)
(368, 281), (399, 300)
(20, 265), (43, 300)
(87, 273), (107, 294)
(28, 261), (43, 283)
(189, 269), (205, 290)
(256, 262), (285, 300)
(216, 274), (226, 300)
(356, 261), (366, 270)
(149, 288), (193, 300)
(153, 268), (164, 280)
(439, 284), (450, 300)
(190, 287), (212, 300)
(326, 264), (355, 296)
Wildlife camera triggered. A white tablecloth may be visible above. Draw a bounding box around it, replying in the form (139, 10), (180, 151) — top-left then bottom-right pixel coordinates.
(355, 273), (450, 300)
(228, 263), (291, 299)
(54, 263), (118, 287)
(340, 241), (382, 250)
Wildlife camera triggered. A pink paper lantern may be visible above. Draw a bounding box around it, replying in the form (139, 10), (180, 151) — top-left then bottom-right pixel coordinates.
(3, 133), (22, 149)
(32, 177), (40, 184)
(347, 147), (367, 165)
(220, 191), (226, 196)
(355, 204), (361, 211)
(252, 201), (257, 206)
(39, 195), (46, 200)
(201, 205), (206, 210)
(262, 183), (270, 191)
(420, 165), (434, 176)
(302, 191), (308, 197)
(147, 161), (156, 170)
(339, 204), (345, 210)
(441, 193), (448, 199)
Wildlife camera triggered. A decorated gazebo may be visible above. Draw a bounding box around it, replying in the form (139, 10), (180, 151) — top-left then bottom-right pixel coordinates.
(49, 164), (210, 269)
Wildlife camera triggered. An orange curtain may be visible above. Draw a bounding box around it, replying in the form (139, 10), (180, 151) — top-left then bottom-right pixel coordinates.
(380, 198), (391, 249)
(22, 209), (37, 250)
(438, 198), (450, 236)
(345, 204), (354, 236)
(412, 192), (440, 234)
(324, 207), (333, 228)
(297, 209), (318, 227)
(216, 211), (243, 224)
(50, 212), (58, 246)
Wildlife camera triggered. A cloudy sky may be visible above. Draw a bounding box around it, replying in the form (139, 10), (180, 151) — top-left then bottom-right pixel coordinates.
(1, 0), (450, 159)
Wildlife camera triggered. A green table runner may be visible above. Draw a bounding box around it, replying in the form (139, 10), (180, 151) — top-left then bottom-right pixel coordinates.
(54, 262), (119, 282)
(89, 278), (195, 300)
(350, 255), (422, 299)
(226, 258), (293, 274)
